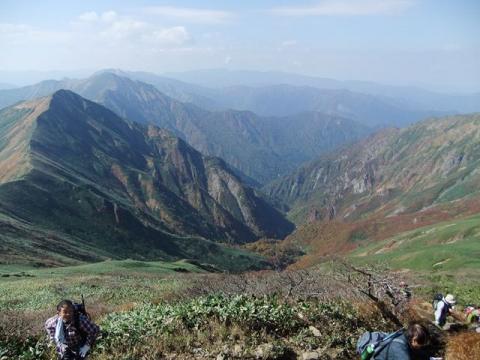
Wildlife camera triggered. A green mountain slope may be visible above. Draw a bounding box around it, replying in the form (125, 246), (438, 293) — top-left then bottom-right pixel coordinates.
(351, 213), (480, 271)
(265, 113), (480, 224)
(0, 90), (293, 269)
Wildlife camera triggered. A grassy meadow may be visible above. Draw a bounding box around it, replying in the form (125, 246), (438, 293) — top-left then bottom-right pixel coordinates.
(349, 213), (480, 305)
(350, 213), (480, 271)
(0, 260), (409, 360)
(2, 217), (480, 359)
(0, 259), (204, 312)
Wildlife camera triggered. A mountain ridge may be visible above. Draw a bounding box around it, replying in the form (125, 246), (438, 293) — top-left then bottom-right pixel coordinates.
(0, 90), (293, 269)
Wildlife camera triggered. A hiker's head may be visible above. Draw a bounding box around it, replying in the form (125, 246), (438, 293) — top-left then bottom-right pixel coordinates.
(57, 300), (74, 322)
(406, 323), (430, 351)
(445, 294), (456, 305)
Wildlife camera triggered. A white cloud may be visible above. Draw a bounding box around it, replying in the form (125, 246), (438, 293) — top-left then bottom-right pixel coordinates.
(149, 26), (192, 46)
(144, 6), (233, 24)
(77, 10), (118, 24)
(224, 55), (232, 65)
(270, 0), (414, 17)
(78, 11), (99, 22)
(97, 20), (192, 47)
(101, 11), (118, 23)
(99, 19), (148, 41)
(0, 9), (196, 72)
(73, 11), (193, 47)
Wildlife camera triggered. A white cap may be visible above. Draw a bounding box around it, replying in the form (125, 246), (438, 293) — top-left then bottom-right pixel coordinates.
(445, 294), (456, 305)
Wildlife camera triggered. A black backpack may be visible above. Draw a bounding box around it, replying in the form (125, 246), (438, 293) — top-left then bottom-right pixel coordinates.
(432, 293), (443, 310)
(72, 295), (90, 342)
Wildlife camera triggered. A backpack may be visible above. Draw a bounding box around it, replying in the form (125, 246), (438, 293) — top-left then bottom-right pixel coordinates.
(356, 329), (403, 360)
(72, 295), (89, 320)
(432, 293), (443, 310)
(72, 295), (90, 342)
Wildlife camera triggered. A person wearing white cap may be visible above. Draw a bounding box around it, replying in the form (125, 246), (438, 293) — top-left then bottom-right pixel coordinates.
(434, 294), (456, 328)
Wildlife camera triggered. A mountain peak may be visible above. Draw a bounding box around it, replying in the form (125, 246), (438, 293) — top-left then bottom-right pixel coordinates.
(50, 88), (83, 101)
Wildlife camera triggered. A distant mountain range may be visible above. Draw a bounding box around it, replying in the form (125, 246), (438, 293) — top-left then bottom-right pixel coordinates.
(0, 90), (292, 269)
(97, 69), (449, 128)
(0, 72), (371, 184)
(164, 69), (480, 114)
(189, 85), (445, 128)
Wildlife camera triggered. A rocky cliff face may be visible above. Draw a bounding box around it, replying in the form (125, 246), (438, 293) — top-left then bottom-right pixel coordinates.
(265, 113), (480, 223)
(0, 90), (293, 266)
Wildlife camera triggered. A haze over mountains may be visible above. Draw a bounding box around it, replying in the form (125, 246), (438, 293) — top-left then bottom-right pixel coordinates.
(97, 69), (447, 127)
(163, 69), (480, 113)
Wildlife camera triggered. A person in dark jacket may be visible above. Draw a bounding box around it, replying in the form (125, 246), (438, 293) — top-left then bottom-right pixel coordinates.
(434, 294), (456, 328)
(374, 323), (430, 360)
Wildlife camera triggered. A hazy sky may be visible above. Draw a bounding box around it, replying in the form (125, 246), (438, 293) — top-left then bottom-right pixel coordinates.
(1, 0), (479, 91)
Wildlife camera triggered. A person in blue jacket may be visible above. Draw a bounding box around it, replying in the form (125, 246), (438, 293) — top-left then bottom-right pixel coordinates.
(374, 323), (431, 360)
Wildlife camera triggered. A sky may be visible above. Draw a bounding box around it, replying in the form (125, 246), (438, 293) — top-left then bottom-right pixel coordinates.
(0, 0), (479, 92)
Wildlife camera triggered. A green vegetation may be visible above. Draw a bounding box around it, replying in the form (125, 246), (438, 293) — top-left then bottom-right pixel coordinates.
(349, 213), (480, 306)
(0, 260), (203, 311)
(0, 206), (270, 272)
(1, 258), (474, 359)
(97, 295), (390, 359)
(417, 273), (480, 307)
(1, 292), (394, 360)
(350, 213), (480, 271)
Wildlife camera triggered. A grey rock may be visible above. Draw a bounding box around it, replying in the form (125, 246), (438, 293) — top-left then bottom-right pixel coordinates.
(309, 325), (321, 337)
(302, 351), (320, 360)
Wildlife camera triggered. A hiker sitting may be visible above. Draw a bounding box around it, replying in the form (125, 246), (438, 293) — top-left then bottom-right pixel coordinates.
(375, 323), (430, 360)
(464, 305), (480, 325)
(464, 305), (480, 334)
(45, 299), (100, 359)
(434, 294), (459, 329)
